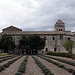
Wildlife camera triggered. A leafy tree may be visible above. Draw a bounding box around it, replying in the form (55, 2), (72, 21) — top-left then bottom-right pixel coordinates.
(19, 35), (29, 51)
(28, 34), (46, 54)
(19, 35), (31, 54)
(19, 35), (46, 54)
(0, 35), (15, 53)
(63, 40), (74, 54)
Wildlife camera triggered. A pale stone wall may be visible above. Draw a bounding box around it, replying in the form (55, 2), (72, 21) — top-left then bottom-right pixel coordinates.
(0, 20), (75, 54)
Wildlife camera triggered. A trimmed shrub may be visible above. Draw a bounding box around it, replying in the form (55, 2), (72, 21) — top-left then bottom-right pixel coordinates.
(58, 64), (65, 68)
(47, 72), (54, 75)
(66, 54), (72, 58)
(15, 72), (22, 75)
(0, 65), (4, 71)
(32, 56), (54, 75)
(47, 51), (72, 58)
(3, 63), (9, 67)
(44, 70), (51, 75)
(15, 56), (28, 75)
(68, 68), (73, 73)
(43, 68), (49, 73)
(37, 55), (75, 74)
(42, 55), (75, 66)
(0, 56), (22, 72)
(0, 55), (17, 63)
(18, 69), (25, 73)
(72, 70), (75, 75)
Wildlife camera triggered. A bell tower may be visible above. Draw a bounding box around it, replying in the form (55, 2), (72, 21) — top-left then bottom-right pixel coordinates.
(54, 19), (65, 31)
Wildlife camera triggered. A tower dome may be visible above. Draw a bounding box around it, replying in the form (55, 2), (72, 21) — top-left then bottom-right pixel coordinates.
(54, 19), (65, 31)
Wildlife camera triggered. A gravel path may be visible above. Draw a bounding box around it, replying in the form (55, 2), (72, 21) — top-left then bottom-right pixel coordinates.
(0, 56), (25, 75)
(35, 56), (72, 75)
(23, 56), (44, 75)
(0, 56), (19, 66)
(44, 56), (75, 70)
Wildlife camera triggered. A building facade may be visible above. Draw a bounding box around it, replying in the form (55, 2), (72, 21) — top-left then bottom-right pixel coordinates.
(0, 19), (75, 53)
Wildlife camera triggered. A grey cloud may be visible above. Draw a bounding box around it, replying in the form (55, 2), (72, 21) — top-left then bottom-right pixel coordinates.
(0, 0), (75, 32)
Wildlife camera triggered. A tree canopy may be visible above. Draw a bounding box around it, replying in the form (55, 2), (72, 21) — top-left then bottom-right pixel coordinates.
(19, 35), (29, 50)
(63, 40), (74, 54)
(0, 35), (15, 53)
(19, 34), (46, 54)
(28, 35), (45, 51)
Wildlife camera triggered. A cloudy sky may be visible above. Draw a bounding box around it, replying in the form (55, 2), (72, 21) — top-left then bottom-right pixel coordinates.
(0, 0), (75, 32)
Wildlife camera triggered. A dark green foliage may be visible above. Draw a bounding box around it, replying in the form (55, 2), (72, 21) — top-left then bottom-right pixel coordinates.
(15, 56), (28, 75)
(37, 55), (75, 74)
(72, 70), (75, 75)
(0, 55), (17, 63)
(15, 72), (22, 75)
(58, 64), (65, 68)
(47, 51), (72, 58)
(19, 35), (46, 54)
(42, 55), (75, 66)
(63, 40), (74, 54)
(65, 54), (72, 58)
(32, 56), (54, 75)
(43, 68), (49, 73)
(19, 36), (28, 50)
(0, 56), (22, 72)
(3, 63), (9, 67)
(28, 34), (46, 51)
(47, 72), (54, 75)
(0, 56), (17, 71)
(0, 55), (12, 59)
(18, 69), (25, 73)
(53, 62), (59, 66)
(0, 35), (15, 53)
(44, 69), (51, 75)
(0, 65), (4, 71)
(68, 68), (73, 73)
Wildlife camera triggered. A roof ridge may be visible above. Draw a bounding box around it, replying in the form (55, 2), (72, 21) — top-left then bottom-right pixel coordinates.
(56, 19), (64, 24)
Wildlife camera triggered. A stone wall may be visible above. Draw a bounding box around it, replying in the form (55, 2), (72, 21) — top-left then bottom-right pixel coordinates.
(0, 19), (75, 54)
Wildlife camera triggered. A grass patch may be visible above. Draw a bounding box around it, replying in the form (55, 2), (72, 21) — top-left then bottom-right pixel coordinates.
(0, 53), (9, 56)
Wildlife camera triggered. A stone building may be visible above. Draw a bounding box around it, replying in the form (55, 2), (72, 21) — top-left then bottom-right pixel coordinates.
(0, 19), (75, 54)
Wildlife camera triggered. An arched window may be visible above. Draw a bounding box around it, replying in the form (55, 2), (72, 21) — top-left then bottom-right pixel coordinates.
(59, 29), (62, 31)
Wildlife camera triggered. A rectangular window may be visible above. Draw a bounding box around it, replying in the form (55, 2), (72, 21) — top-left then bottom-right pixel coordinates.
(54, 48), (56, 52)
(53, 37), (55, 40)
(60, 35), (63, 40)
(68, 38), (70, 40)
(46, 48), (48, 52)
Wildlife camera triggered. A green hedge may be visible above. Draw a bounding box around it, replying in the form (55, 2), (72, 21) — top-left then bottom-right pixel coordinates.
(15, 56), (28, 75)
(47, 51), (72, 58)
(42, 55), (75, 66)
(32, 56), (54, 75)
(0, 53), (8, 56)
(0, 55), (17, 63)
(0, 56), (22, 72)
(37, 55), (75, 75)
